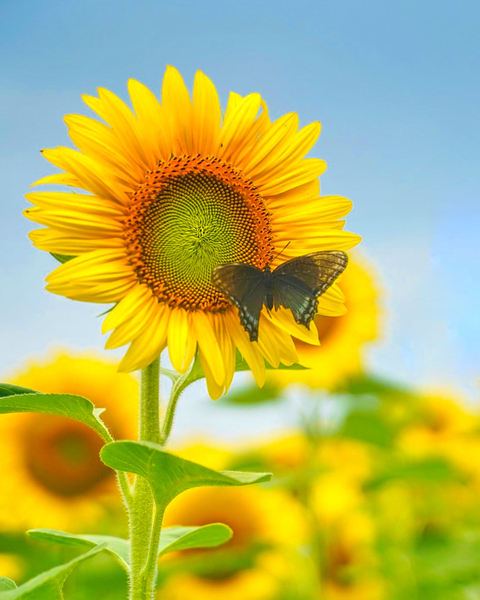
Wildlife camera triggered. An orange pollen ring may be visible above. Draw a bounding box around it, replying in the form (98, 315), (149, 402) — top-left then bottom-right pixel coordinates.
(124, 155), (273, 311)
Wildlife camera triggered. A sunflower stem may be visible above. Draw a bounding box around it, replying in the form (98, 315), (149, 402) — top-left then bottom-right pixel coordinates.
(129, 357), (162, 600)
(159, 374), (188, 445)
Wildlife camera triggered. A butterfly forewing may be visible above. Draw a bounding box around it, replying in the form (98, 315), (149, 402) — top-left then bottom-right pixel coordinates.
(272, 251), (348, 327)
(212, 251), (348, 341)
(212, 264), (266, 341)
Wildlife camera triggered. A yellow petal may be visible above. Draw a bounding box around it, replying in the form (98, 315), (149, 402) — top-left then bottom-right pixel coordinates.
(225, 311), (265, 387)
(162, 65), (193, 155)
(192, 312), (225, 387)
(83, 88), (151, 171)
(258, 158), (326, 196)
(30, 172), (83, 188)
(118, 306), (170, 372)
(192, 70), (221, 156)
(198, 350), (225, 400)
(128, 79), (171, 162)
(168, 308), (196, 374)
(102, 284), (156, 333)
(238, 112), (299, 176)
(268, 308), (320, 346)
(105, 295), (159, 349)
(218, 93), (262, 162)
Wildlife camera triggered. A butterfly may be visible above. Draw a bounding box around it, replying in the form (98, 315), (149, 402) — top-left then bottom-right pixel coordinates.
(212, 251), (348, 342)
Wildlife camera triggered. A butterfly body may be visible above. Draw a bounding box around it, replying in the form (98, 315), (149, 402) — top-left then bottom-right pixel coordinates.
(212, 251), (348, 342)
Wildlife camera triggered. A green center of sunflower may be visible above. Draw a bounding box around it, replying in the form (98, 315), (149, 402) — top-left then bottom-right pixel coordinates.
(125, 155), (273, 311)
(22, 415), (111, 497)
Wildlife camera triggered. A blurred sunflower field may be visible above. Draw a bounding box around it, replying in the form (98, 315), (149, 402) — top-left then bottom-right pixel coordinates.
(2, 253), (480, 599)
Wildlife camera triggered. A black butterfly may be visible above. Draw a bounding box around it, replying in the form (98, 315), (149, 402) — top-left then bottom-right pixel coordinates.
(212, 251), (348, 342)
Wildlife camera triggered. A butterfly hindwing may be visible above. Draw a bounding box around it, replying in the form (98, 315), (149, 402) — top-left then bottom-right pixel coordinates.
(212, 264), (266, 341)
(272, 251), (348, 327)
(212, 251), (348, 340)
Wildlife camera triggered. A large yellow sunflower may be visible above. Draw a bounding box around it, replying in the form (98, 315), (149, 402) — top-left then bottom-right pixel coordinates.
(24, 66), (360, 398)
(270, 256), (379, 390)
(158, 445), (307, 600)
(0, 351), (138, 531)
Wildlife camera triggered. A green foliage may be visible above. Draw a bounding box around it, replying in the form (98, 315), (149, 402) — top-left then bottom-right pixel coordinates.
(27, 531), (129, 572)
(0, 547), (105, 599)
(220, 381), (282, 404)
(158, 524), (232, 555)
(0, 391), (112, 443)
(366, 457), (458, 490)
(27, 524), (232, 570)
(101, 440), (271, 508)
(339, 410), (395, 446)
(0, 384), (36, 398)
(0, 582), (16, 592)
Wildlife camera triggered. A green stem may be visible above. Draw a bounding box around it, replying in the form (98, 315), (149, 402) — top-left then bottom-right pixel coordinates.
(129, 357), (161, 600)
(159, 374), (188, 445)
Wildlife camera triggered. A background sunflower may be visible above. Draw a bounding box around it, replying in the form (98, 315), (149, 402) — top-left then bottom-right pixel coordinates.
(0, 351), (138, 532)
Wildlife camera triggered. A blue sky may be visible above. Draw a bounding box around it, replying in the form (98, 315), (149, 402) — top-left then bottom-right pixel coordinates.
(1, 0), (479, 428)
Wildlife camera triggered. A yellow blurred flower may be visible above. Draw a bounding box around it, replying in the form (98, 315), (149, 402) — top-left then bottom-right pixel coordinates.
(398, 394), (476, 457)
(0, 553), (24, 583)
(159, 445), (307, 599)
(0, 351), (138, 531)
(321, 512), (385, 600)
(310, 440), (373, 526)
(270, 256), (380, 390)
(25, 66), (360, 399)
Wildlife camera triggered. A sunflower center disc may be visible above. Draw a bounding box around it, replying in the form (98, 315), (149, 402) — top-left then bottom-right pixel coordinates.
(125, 156), (273, 311)
(22, 415), (111, 497)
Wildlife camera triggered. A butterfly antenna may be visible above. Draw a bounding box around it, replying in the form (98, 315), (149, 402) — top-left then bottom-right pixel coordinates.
(270, 241), (291, 264)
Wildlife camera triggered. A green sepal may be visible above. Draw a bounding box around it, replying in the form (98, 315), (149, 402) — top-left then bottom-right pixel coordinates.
(50, 253), (75, 264)
(0, 391), (112, 443)
(0, 546), (105, 599)
(101, 441), (271, 508)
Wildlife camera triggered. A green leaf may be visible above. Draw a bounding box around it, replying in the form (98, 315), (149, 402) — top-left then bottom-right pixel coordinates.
(27, 530), (129, 572)
(0, 393), (112, 443)
(50, 253), (75, 264)
(158, 524), (233, 556)
(339, 410), (394, 447)
(0, 546), (105, 599)
(235, 353), (308, 373)
(220, 382), (282, 405)
(27, 523), (232, 568)
(0, 384), (36, 398)
(101, 441), (271, 507)
(0, 581), (16, 592)
(366, 458), (458, 490)
(337, 374), (417, 401)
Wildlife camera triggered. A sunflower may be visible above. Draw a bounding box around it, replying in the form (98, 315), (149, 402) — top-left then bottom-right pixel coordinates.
(158, 445), (307, 600)
(24, 66), (360, 398)
(321, 512), (385, 600)
(269, 256), (379, 391)
(0, 352), (138, 531)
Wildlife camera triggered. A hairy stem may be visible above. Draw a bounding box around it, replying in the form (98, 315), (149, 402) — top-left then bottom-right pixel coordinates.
(129, 358), (161, 600)
(159, 380), (184, 445)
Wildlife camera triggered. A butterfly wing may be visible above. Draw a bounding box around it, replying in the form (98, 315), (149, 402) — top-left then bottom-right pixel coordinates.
(212, 263), (266, 342)
(272, 251), (348, 327)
